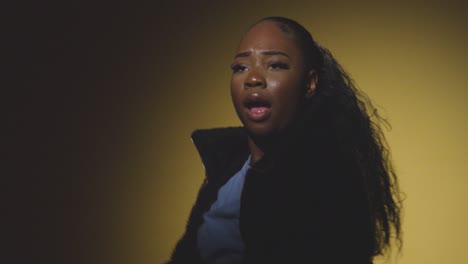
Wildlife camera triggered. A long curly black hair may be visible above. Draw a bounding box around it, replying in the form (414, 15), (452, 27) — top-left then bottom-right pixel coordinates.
(257, 16), (403, 257)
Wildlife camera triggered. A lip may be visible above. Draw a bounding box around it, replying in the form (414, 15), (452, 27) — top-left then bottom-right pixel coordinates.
(243, 93), (272, 122)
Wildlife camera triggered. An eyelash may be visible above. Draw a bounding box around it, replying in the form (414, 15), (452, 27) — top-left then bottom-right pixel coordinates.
(230, 64), (247, 73)
(230, 62), (290, 73)
(268, 62), (289, 70)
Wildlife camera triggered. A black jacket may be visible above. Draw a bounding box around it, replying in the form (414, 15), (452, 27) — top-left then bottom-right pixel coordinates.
(167, 127), (373, 264)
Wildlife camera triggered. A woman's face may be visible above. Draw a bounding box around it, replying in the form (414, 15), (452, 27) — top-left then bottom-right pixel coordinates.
(230, 21), (314, 138)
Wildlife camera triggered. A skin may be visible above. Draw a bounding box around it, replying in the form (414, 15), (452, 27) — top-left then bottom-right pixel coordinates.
(230, 21), (317, 165)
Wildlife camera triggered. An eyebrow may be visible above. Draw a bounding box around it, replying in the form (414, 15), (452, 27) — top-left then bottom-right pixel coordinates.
(234, 50), (290, 59)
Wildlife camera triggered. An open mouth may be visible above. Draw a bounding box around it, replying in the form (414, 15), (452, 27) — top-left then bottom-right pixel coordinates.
(245, 100), (271, 110)
(243, 94), (272, 121)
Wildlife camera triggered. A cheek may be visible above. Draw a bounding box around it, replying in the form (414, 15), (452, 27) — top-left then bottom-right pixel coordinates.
(230, 77), (244, 113)
(270, 76), (304, 108)
(230, 75), (243, 93)
(230, 77), (238, 99)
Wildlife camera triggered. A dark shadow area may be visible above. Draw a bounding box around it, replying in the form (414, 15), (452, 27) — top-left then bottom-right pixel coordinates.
(7, 2), (191, 263)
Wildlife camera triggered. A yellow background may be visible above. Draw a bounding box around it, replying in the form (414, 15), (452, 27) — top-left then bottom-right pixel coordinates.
(142, 2), (467, 264)
(21, 1), (467, 263)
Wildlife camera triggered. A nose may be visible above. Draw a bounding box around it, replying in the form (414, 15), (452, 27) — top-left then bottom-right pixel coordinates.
(244, 68), (266, 89)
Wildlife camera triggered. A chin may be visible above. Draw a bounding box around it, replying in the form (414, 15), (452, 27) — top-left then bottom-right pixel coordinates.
(244, 122), (278, 138)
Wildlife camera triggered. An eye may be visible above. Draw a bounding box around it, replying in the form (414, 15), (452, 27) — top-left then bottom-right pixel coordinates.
(230, 63), (248, 73)
(268, 62), (289, 70)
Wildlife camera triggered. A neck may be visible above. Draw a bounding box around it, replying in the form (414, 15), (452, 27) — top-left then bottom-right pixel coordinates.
(247, 136), (265, 165)
(248, 133), (292, 165)
(246, 119), (310, 166)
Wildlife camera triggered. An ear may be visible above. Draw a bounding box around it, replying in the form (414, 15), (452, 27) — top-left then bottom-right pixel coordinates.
(305, 69), (318, 99)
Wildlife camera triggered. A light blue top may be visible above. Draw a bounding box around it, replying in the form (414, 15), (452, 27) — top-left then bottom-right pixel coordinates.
(197, 155), (251, 264)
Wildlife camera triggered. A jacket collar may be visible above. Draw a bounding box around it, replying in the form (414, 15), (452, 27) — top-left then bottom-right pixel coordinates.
(191, 127), (251, 184)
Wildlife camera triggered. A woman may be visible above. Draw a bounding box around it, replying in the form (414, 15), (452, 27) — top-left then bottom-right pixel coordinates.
(168, 17), (402, 264)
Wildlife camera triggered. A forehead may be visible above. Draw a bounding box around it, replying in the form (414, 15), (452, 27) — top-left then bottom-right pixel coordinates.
(237, 21), (301, 55)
